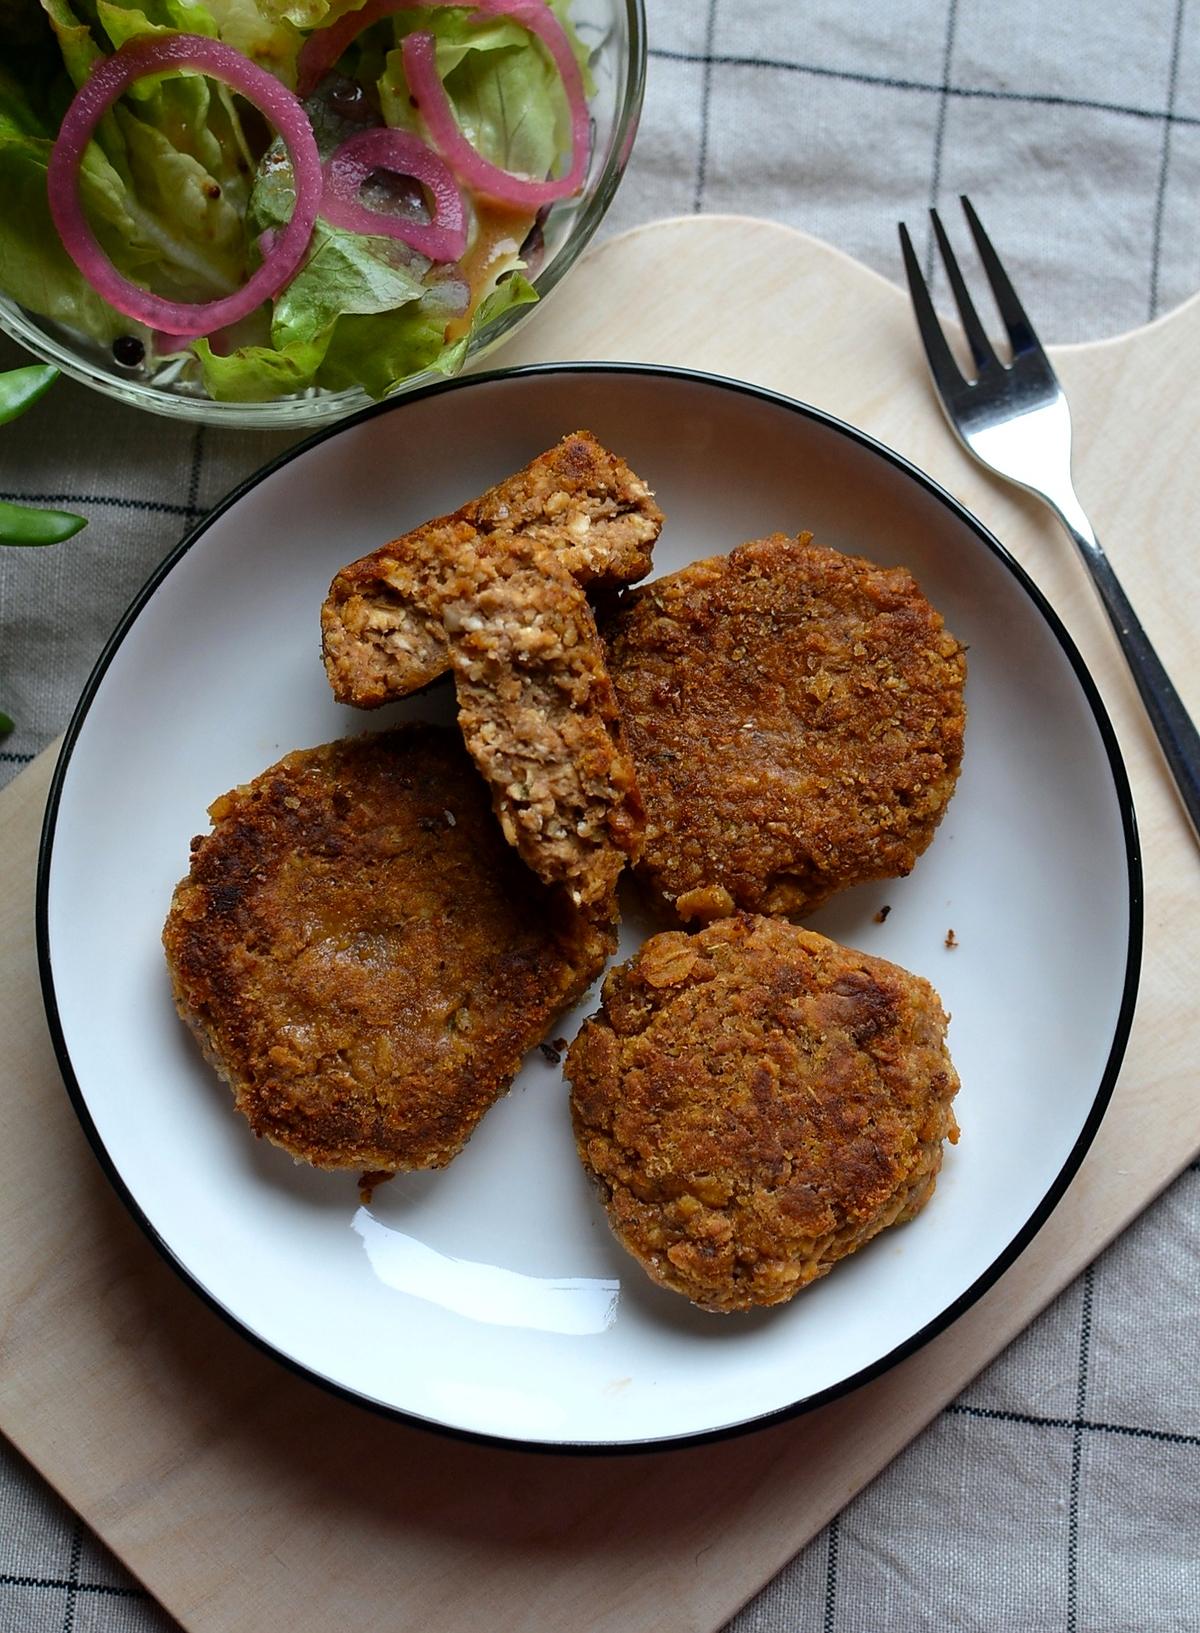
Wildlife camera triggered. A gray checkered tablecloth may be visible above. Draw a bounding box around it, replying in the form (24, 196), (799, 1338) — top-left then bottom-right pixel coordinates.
(2, 2), (1199, 1628)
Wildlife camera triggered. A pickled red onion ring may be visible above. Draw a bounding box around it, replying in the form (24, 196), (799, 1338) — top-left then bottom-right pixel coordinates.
(401, 18), (586, 207)
(47, 35), (321, 336)
(321, 128), (467, 260)
(297, 0), (426, 98)
(296, 0), (588, 208)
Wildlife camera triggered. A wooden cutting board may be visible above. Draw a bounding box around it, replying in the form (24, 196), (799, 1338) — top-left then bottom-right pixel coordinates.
(2, 216), (1197, 1633)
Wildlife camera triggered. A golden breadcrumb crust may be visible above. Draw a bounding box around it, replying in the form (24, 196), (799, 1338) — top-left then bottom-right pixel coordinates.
(567, 914), (960, 1313)
(163, 727), (615, 1173)
(603, 533), (967, 922)
(322, 430), (663, 707)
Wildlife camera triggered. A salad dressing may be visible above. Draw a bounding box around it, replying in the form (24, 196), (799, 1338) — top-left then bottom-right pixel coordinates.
(448, 203), (530, 342)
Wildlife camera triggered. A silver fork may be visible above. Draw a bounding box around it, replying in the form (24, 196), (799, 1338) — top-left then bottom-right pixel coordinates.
(899, 195), (1200, 846)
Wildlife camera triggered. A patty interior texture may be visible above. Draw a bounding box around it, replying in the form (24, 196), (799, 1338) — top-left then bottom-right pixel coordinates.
(322, 431), (663, 707)
(445, 536), (644, 907)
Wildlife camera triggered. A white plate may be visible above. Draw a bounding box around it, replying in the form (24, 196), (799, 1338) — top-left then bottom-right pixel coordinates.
(38, 365), (1141, 1450)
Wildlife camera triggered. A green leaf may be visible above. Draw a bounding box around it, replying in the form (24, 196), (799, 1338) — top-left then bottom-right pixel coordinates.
(0, 364), (60, 424)
(191, 332), (327, 400)
(37, 0), (135, 180)
(314, 301), (451, 397)
(0, 710), (14, 735)
(472, 267), (538, 331)
(379, 18), (566, 184)
(95, 0), (217, 54)
(271, 225), (427, 349)
(456, 53), (561, 182)
(246, 140), (295, 234)
(38, 0), (104, 92)
(0, 499), (88, 545)
(270, 0), (344, 25)
(0, 132), (138, 343)
(4, 16), (255, 321)
(92, 4), (219, 147)
(311, 267), (535, 398)
(112, 105), (247, 297)
(194, 0), (305, 75)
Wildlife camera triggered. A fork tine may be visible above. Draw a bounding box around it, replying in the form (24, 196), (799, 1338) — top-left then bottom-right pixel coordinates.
(929, 207), (1001, 374)
(897, 221), (966, 400)
(959, 195), (1039, 356)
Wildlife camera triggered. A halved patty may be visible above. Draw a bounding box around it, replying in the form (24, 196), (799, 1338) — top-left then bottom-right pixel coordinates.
(567, 914), (961, 1313)
(444, 535), (644, 908)
(163, 726), (615, 1173)
(603, 533), (967, 922)
(322, 430), (663, 707)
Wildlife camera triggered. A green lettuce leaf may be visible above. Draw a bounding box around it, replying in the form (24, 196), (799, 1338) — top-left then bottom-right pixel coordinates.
(472, 265), (538, 327)
(198, 0), (306, 76)
(271, 226), (427, 348)
(360, 271), (538, 395)
(0, 107), (156, 342)
(315, 272), (536, 398)
(112, 106), (247, 296)
(312, 302), (449, 396)
(38, 0), (105, 92)
(94, 3), (256, 207)
(0, 134), (89, 332)
(377, 0), (591, 180)
(245, 136), (294, 230)
(192, 329), (325, 398)
(84, 0), (310, 76)
(194, 261), (537, 403)
(94, 0), (220, 51)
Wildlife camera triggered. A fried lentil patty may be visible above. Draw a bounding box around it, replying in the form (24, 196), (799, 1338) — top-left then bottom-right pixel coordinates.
(603, 533), (967, 923)
(444, 535), (644, 908)
(163, 726), (615, 1173)
(322, 430), (663, 707)
(567, 915), (960, 1313)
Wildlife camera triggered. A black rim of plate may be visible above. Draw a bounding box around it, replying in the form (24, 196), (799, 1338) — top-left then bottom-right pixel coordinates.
(36, 361), (1144, 1457)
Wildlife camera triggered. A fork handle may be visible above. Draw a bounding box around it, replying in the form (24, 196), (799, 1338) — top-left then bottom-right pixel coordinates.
(1056, 504), (1200, 845)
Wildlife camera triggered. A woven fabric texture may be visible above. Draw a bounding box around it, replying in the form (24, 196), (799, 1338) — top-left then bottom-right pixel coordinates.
(2, 1), (1198, 1628)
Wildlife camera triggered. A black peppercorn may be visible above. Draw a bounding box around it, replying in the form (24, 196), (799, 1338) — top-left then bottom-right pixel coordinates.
(112, 336), (145, 368)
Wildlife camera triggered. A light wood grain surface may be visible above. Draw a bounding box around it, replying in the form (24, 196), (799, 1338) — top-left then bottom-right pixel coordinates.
(1, 216), (1196, 1633)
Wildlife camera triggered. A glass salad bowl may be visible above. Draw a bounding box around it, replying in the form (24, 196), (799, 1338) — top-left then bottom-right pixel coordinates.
(0, 0), (645, 428)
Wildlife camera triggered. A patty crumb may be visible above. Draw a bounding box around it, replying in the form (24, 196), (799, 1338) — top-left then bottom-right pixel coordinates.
(358, 1170), (393, 1204)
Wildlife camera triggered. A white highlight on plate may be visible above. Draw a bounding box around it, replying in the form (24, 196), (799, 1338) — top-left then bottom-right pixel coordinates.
(352, 1207), (621, 1335)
